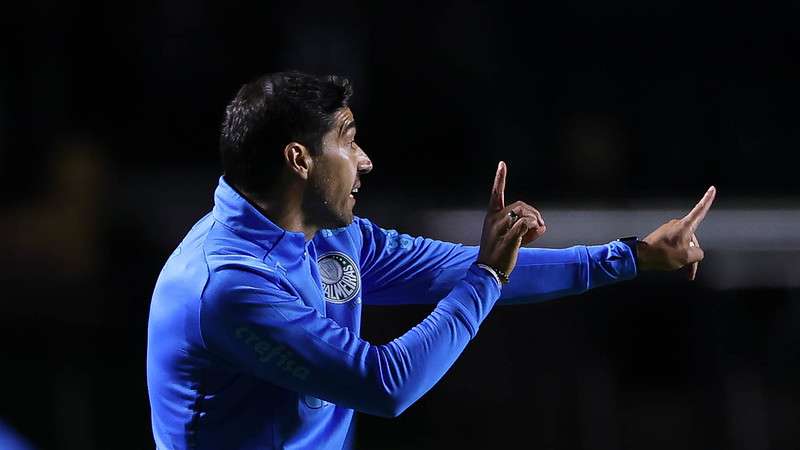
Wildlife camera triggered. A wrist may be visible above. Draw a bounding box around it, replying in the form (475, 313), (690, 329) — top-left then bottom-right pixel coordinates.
(635, 239), (653, 271)
(617, 236), (643, 272)
(475, 262), (509, 286)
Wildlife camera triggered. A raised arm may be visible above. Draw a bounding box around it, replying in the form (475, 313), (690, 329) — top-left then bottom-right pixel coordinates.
(359, 230), (638, 306)
(359, 165), (716, 306)
(359, 161), (631, 306)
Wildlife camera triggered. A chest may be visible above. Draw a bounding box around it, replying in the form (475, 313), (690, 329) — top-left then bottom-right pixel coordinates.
(283, 232), (363, 334)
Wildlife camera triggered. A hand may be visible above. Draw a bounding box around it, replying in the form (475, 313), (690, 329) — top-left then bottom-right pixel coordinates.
(637, 186), (716, 280)
(476, 161), (546, 276)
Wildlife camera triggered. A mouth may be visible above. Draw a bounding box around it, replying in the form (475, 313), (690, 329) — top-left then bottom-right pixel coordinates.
(349, 182), (361, 200)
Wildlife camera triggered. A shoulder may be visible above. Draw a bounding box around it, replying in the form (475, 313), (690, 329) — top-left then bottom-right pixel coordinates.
(204, 221), (268, 262)
(204, 251), (284, 294)
(202, 225), (291, 305)
(200, 257), (295, 329)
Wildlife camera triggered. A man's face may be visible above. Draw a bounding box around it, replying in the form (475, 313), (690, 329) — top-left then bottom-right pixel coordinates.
(305, 107), (372, 229)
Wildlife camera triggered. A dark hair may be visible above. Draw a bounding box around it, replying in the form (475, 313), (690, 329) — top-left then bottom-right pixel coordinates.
(219, 71), (353, 196)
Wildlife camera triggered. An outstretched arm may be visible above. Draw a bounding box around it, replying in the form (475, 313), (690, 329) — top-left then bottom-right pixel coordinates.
(359, 228), (637, 306)
(358, 164), (716, 305)
(360, 161), (636, 305)
(360, 161), (593, 306)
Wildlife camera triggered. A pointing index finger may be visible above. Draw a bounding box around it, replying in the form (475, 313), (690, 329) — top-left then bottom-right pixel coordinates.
(682, 186), (716, 230)
(489, 161), (507, 212)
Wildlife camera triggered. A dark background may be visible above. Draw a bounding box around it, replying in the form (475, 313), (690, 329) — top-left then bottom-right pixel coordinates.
(1, 1), (798, 449)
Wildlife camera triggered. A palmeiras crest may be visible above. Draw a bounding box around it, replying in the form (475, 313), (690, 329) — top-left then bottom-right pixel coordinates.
(317, 252), (360, 304)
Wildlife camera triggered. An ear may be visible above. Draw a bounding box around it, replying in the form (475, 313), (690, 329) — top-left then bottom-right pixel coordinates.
(283, 142), (312, 180)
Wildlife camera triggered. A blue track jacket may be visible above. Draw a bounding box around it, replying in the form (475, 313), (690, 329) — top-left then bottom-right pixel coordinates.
(147, 176), (637, 449)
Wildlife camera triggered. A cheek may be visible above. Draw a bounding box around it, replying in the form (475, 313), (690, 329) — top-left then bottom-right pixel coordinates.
(316, 150), (355, 197)
(316, 169), (345, 200)
(335, 153), (356, 181)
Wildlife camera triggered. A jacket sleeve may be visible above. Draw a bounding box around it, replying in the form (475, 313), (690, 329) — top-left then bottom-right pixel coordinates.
(199, 262), (500, 418)
(357, 217), (637, 306)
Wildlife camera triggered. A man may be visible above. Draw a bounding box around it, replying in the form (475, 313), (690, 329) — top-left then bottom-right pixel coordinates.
(147, 71), (715, 449)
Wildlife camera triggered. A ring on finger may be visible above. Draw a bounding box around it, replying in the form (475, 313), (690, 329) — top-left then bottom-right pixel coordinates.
(507, 210), (519, 226)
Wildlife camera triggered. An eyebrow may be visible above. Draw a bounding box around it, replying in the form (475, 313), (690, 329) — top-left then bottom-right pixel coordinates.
(339, 120), (356, 136)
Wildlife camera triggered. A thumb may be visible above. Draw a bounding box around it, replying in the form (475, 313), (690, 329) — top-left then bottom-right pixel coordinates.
(686, 245), (705, 264)
(509, 216), (537, 244)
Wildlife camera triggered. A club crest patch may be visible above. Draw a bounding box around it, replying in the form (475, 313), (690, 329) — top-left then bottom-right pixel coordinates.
(317, 252), (360, 304)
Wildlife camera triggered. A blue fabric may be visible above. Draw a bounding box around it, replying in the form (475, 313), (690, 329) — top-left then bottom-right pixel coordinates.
(0, 420), (35, 450)
(146, 176), (637, 449)
(355, 218), (638, 306)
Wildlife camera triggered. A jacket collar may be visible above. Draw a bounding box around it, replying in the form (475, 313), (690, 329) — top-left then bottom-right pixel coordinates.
(212, 176), (308, 262)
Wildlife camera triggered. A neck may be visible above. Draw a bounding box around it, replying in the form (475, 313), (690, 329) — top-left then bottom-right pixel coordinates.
(239, 185), (319, 241)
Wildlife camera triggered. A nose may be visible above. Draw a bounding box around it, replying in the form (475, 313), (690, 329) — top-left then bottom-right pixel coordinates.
(356, 144), (373, 174)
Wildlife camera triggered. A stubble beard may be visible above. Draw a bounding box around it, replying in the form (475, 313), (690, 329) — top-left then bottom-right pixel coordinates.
(304, 173), (352, 230)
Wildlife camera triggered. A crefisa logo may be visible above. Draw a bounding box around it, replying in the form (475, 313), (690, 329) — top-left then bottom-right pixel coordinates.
(317, 252), (360, 304)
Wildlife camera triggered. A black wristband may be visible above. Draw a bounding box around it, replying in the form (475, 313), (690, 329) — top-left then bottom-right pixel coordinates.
(617, 236), (639, 271)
